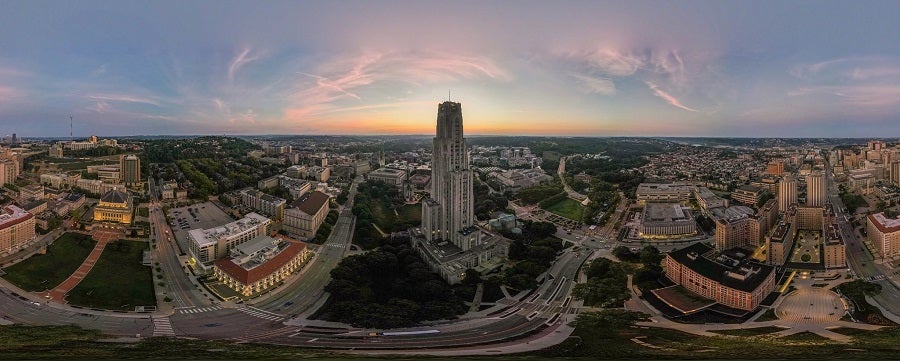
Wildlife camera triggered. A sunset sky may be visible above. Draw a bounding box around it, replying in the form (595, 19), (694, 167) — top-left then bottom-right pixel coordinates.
(2, 1), (900, 137)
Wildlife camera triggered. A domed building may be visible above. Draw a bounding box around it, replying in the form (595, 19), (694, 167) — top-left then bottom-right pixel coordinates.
(93, 187), (134, 224)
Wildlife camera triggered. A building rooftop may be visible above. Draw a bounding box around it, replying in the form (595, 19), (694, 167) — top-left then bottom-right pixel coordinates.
(770, 222), (793, 243)
(643, 202), (693, 222)
(709, 205), (755, 223)
(825, 223), (844, 245)
(242, 189), (286, 205)
(868, 212), (900, 233)
(188, 212), (270, 247)
(0, 205), (33, 229)
(370, 168), (404, 175)
(99, 188), (129, 204)
(668, 243), (774, 293)
(214, 237), (306, 285)
(292, 191), (330, 216)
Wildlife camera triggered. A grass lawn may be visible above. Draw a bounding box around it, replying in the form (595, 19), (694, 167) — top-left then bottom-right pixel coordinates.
(396, 203), (421, 226)
(545, 197), (584, 220)
(137, 207), (149, 217)
(2, 233), (96, 292)
(67, 240), (155, 310)
(371, 203), (421, 233)
(709, 326), (785, 337)
(370, 201), (395, 231)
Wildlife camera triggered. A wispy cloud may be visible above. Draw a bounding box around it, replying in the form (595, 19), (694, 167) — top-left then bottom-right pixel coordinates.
(645, 81), (697, 112)
(284, 51), (509, 121)
(86, 93), (161, 106)
(91, 64), (108, 76)
(228, 48), (261, 82)
(569, 73), (616, 95)
(789, 85), (900, 107)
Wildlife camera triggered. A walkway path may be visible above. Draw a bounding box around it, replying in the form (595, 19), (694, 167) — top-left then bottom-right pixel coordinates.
(40, 239), (110, 303)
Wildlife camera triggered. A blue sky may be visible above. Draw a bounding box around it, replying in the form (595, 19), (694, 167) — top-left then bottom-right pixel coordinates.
(1, 1), (900, 137)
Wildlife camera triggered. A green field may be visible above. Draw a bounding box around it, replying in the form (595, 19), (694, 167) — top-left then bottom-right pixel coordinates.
(67, 240), (155, 310)
(545, 197), (584, 220)
(2, 233), (96, 292)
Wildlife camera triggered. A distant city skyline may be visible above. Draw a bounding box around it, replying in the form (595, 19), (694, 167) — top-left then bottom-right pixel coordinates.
(2, 1), (900, 137)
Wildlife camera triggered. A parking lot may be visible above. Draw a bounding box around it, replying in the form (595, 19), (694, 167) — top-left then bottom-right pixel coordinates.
(166, 202), (234, 254)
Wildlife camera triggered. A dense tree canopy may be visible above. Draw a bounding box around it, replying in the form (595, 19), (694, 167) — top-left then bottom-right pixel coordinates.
(319, 236), (467, 328)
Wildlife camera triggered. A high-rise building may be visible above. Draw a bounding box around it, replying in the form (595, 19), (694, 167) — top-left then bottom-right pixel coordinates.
(0, 158), (19, 186)
(120, 154), (141, 186)
(891, 161), (900, 187)
(421, 101), (477, 250)
(778, 175), (797, 212)
(806, 171), (826, 207)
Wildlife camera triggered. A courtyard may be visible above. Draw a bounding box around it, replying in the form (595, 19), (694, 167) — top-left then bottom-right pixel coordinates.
(775, 279), (845, 323)
(789, 230), (823, 264)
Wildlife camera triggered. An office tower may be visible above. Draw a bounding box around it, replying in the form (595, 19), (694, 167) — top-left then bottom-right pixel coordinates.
(422, 101), (476, 250)
(778, 175), (797, 212)
(806, 171), (826, 207)
(120, 154), (141, 186)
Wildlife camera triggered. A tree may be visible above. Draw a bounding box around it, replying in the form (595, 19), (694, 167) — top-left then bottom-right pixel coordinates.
(612, 246), (639, 262)
(639, 245), (664, 267)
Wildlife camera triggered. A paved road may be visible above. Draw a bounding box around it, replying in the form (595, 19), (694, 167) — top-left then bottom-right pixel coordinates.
(148, 185), (210, 308)
(557, 156), (587, 201)
(0, 284), (154, 337)
(825, 167), (900, 316)
(253, 177), (362, 316)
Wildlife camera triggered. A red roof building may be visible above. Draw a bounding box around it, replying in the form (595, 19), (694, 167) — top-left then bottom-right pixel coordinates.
(213, 235), (311, 297)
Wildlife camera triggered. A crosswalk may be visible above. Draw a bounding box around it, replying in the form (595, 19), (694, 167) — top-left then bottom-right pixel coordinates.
(237, 305), (286, 322)
(152, 316), (176, 337)
(176, 305), (222, 314)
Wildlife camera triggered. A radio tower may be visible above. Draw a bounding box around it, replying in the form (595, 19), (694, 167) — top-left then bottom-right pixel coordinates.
(69, 115), (73, 140)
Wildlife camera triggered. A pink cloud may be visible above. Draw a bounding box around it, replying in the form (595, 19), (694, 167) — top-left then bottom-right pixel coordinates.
(645, 81), (697, 112)
(284, 51), (509, 122)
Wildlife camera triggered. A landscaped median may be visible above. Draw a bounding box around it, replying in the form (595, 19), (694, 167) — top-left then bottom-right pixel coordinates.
(2, 233), (96, 292)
